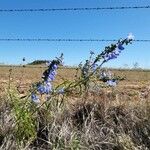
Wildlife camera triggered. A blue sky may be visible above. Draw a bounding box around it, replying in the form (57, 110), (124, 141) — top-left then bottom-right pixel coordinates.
(0, 0), (150, 68)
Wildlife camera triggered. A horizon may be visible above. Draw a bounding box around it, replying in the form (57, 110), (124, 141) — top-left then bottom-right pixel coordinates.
(0, 61), (149, 70)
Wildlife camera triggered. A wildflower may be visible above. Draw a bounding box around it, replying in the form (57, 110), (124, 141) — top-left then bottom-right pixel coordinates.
(47, 70), (57, 81)
(52, 64), (58, 70)
(104, 43), (124, 61)
(42, 54), (63, 82)
(100, 70), (110, 82)
(127, 33), (134, 41)
(114, 49), (121, 55)
(44, 82), (52, 94)
(48, 74), (55, 81)
(37, 84), (45, 94)
(31, 94), (40, 103)
(48, 70), (57, 81)
(42, 63), (57, 82)
(118, 43), (124, 50)
(31, 54), (64, 103)
(91, 63), (98, 71)
(104, 53), (117, 62)
(103, 41), (125, 62)
(107, 79), (117, 87)
(47, 74), (54, 81)
(100, 69), (115, 82)
(100, 71), (107, 78)
(51, 70), (57, 76)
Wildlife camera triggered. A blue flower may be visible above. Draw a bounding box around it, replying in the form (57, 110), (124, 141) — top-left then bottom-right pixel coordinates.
(100, 71), (107, 78)
(37, 84), (45, 94)
(111, 53), (118, 59)
(46, 70), (57, 81)
(118, 43), (124, 50)
(48, 73), (55, 81)
(51, 70), (57, 76)
(52, 64), (58, 70)
(31, 54), (64, 103)
(127, 33), (134, 41)
(107, 80), (117, 87)
(91, 63), (98, 71)
(31, 94), (40, 103)
(114, 49), (121, 55)
(37, 82), (52, 94)
(45, 82), (52, 94)
(104, 53), (117, 62)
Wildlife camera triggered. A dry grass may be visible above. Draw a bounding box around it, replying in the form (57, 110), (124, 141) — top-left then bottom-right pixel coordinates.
(1, 65), (150, 100)
(0, 91), (150, 149)
(0, 65), (150, 149)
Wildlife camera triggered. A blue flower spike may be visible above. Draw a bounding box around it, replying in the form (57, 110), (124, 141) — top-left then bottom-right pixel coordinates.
(31, 53), (64, 103)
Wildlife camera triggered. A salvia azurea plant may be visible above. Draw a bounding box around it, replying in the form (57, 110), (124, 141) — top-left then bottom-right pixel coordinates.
(31, 53), (64, 103)
(31, 33), (134, 103)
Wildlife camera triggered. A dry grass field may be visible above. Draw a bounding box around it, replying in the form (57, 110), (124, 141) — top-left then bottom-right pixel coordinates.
(1, 66), (150, 84)
(1, 65), (150, 98)
(0, 65), (150, 149)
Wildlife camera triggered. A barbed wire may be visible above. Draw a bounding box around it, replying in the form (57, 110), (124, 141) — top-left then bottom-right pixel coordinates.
(0, 5), (150, 12)
(0, 38), (150, 42)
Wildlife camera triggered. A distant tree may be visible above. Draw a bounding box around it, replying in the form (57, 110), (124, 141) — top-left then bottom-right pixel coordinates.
(28, 60), (48, 65)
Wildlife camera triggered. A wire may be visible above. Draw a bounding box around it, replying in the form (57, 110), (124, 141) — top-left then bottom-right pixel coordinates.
(0, 6), (150, 12)
(0, 38), (149, 42)
(0, 38), (116, 42)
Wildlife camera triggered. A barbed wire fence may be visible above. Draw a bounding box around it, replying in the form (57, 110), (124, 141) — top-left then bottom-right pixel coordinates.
(0, 5), (149, 42)
(0, 5), (150, 12)
(0, 38), (150, 42)
(0, 4), (150, 67)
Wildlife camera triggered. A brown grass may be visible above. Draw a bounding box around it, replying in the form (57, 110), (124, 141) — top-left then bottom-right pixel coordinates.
(0, 65), (150, 99)
(0, 65), (150, 149)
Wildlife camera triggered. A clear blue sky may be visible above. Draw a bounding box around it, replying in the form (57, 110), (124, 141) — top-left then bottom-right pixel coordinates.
(0, 0), (150, 68)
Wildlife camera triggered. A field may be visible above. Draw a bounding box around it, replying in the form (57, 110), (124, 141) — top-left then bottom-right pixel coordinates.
(0, 65), (150, 150)
(1, 66), (150, 98)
